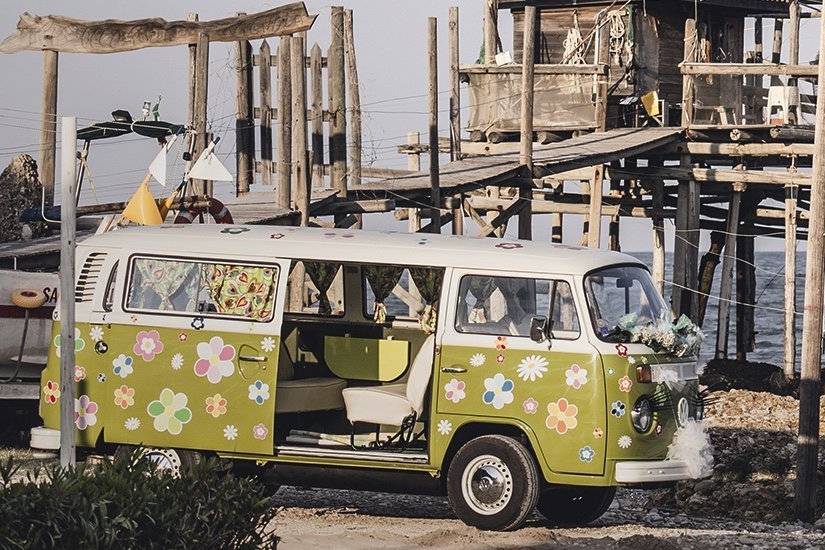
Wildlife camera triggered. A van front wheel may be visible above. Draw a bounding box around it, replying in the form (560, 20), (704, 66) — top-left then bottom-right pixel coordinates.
(535, 485), (616, 526)
(115, 445), (200, 477)
(446, 435), (539, 531)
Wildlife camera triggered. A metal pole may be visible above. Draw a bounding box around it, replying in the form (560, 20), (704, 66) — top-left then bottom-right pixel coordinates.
(59, 116), (77, 468)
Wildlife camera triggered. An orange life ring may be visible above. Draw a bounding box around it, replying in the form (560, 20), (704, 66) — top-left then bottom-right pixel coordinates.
(174, 198), (234, 225)
(11, 289), (47, 309)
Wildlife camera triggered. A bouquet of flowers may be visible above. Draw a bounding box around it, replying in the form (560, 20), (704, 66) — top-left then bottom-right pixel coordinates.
(611, 313), (704, 357)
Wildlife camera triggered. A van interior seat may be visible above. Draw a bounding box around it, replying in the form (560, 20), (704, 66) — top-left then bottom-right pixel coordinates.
(276, 341), (346, 414)
(342, 334), (435, 427)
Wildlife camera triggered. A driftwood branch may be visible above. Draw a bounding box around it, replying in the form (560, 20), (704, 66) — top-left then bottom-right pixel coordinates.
(0, 3), (316, 54)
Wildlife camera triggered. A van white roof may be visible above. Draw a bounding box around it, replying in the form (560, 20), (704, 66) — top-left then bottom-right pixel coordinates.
(80, 225), (645, 276)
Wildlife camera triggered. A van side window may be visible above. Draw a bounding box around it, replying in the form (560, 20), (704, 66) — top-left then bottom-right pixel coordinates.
(285, 261), (344, 316)
(125, 257), (278, 322)
(363, 267), (426, 321)
(456, 275), (579, 339)
(102, 261), (119, 312)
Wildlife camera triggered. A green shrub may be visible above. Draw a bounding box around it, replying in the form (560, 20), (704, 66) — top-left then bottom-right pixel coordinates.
(0, 452), (277, 549)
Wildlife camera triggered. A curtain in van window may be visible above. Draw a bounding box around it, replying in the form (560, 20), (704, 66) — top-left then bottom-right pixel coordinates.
(464, 276), (496, 325)
(134, 259), (199, 311)
(410, 267), (443, 333)
(304, 262), (339, 316)
(363, 265), (404, 323)
(203, 264), (276, 320)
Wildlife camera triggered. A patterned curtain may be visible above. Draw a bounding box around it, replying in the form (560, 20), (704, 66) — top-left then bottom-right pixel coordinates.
(465, 276), (496, 324)
(304, 262), (340, 316)
(203, 264), (276, 320)
(410, 267), (443, 333)
(363, 265), (404, 323)
(135, 259), (199, 311)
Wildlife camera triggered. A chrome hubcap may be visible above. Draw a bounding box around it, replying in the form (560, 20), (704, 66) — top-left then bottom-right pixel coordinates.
(461, 454), (513, 515)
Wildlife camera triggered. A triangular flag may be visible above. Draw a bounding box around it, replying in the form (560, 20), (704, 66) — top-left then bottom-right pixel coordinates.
(157, 189), (180, 221)
(121, 176), (163, 225)
(188, 142), (233, 182)
(148, 135), (178, 187)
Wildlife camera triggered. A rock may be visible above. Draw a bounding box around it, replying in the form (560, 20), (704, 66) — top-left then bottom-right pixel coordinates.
(694, 479), (715, 495)
(0, 154), (48, 242)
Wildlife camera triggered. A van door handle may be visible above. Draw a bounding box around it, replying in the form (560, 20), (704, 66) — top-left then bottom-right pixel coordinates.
(441, 366), (467, 373)
(239, 354), (267, 363)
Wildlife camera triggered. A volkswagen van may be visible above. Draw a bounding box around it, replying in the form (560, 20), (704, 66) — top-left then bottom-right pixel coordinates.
(32, 225), (705, 531)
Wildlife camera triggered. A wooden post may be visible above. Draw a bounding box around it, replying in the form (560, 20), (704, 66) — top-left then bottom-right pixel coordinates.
(291, 36), (309, 226)
(518, 5), (536, 241)
(696, 231), (726, 327)
(276, 40), (292, 210)
(551, 182), (563, 244)
(580, 180), (590, 246)
(789, 2), (801, 124)
(428, 17), (441, 234)
(235, 31), (254, 195)
(258, 39), (273, 188)
(736, 195), (756, 361)
(449, 7), (463, 236)
(183, 13), (198, 181)
(343, 9), (361, 189)
(681, 17), (697, 127)
(329, 6), (348, 212)
(483, 0), (497, 63)
(650, 159), (665, 294)
(59, 116), (77, 468)
(40, 50), (59, 207)
(715, 184), (743, 359)
(587, 165), (604, 248)
(687, 169), (701, 322)
(192, 32), (210, 196)
(310, 43), (324, 190)
(796, 1), (825, 521)
(407, 132), (422, 232)
(784, 179), (798, 379)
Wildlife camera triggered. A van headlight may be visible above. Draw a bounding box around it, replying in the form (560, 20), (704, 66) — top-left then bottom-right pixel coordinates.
(631, 396), (653, 433)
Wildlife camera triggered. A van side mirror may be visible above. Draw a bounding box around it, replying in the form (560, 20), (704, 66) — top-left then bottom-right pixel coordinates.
(530, 316), (548, 343)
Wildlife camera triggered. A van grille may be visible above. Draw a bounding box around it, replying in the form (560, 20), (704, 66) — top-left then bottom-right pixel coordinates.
(75, 252), (107, 303)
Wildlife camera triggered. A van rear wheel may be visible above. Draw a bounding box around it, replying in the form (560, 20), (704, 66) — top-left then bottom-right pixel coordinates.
(114, 445), (200, 477)
(535, 485), (616, 526)
(446, 435), (539, 531)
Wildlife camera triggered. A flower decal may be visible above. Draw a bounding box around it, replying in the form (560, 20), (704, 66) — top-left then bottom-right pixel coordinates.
(43, 380), (60, 404)
(252, 423), (269, 440)
(224, 425), (239, 441)
(205, 393), (228, 418)
(147, 388), (192, 435)
(270, 233), (284, 240)
(53, 327), (85, 358)
(194, 336), (236, 384)
(522, 397), (539, 415)
(179, 332), (188, 342)
(89, 326), (104, 342)
(94, 341), (109, 355)
(444, 378), (466, 403)
(618, 435), (633, 449)
(593, 427), (604, 439)
(73, 365), (86, 382)
(190, 317), (205, 330)
(615, 343), (628, 357)
(171, 353), (184, 371)
(564, 364), (588, 389)
(627, 355), (637, 365)
(97, 373), (106, 383)
(113, 385), (135, 409)
(545, 398), (578, 435)
(611, 400), (626, 417)
(496, 353), (505, 364)
(74, 395), (98, 430)
(618, 375), (633, 393)
(124, 417), (141, 431)
(437, 419), (453, 435)
(469, 353), (486, 368)
(578, 445), (595, 463)
(133, 330), (164, 362)
(607, 367), (616, 376)
(112, 354), (134, 378)
(260, 336), (276, 353)
(495, 336), (508, 351)
(495, 242), (523, 250)
(221, 227), (250, 235)
(482, 373), (515, 410)
(248, 380), (270, 405)
(516, 355), (549, 382)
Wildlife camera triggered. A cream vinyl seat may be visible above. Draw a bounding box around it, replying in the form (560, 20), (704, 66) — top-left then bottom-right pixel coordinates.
(342, 335), (435, 427)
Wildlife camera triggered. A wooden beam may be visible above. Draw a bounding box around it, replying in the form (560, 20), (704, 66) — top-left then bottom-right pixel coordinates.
(680, 62), (819, 76)
(677, 141), (815, 157)
(428, 17), (441, 234)
(324, 199), (396, 215)
(608, 165), (811, 186)
(419, 211), (454, 234)
(235, 34), (254, 195)
(518, 5), (536, 241)
(39, 49), (57, 207)
(470, 197), (528, 238)
(0, 4), (317, 53)
(459, 63), (608, 75)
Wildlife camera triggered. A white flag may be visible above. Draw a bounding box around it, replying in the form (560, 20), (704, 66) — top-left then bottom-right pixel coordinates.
(148, 135), (178, 187)
(188, 142), (233, 182)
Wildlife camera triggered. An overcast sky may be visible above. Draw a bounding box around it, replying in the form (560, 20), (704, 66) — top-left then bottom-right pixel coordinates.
(0, 2), (819, 252)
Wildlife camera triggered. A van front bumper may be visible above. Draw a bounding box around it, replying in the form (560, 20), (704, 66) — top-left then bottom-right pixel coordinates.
(30, 426), (60, 450)
(615, 459), (706, 484)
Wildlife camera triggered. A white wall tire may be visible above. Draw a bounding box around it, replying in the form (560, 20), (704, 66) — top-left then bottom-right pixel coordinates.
(447, 435), (539, 531)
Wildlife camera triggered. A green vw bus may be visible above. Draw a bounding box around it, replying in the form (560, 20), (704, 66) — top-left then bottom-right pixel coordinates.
(32, 225), (707, 531)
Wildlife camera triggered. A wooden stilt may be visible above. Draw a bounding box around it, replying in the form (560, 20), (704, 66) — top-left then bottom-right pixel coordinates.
(551, 182), (563, 244)
(785, 180), (798, 379)
(483, 0), (497, 63)
(329, 6), (348, 218)
(407, 132), (422, 233)
(310, 43), (324, 190)
(276, 39), (292, 210)
(235, 29), (254, 195)
(291, 36), (309, 226)
(183, 13), (198, 183)
(518, 5), (536, 241)
(650, 159), (665, 294)
(696, 231), (726, 327)
(587, 166), (604, 248)
(736, 194), (757, 362)
(427, 17), (441, 234)
(40, 50), (58, 207)
(192, 32), (210, 197)
(343, 9), (361, 189)
(579, 180), (590, 246)
(449, 6), (463, 236)
(258, 39), (273, 189)
(716, 184), (743, 359)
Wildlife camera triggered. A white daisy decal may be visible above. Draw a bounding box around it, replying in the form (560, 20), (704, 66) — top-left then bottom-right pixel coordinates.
(89, 326), (104, 342)
(260, 337), (276, 353)
(170, 353), (184, 371)
(224, 425), (239, 441)
(437, 419), (452, 435)
(469, 353), (486, 368)
(124, 417), (141, 431)
(516, 355), (549, 382)
(618, 435), (632, 449)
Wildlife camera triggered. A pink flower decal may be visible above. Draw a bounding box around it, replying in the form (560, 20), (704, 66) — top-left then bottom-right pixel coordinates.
(133, 330), (164, 362)
(252, 423), (269, 440)
(618, 375), (633, 393)
(74, 395), (98, 430)
(444, 379), (466, 403)
(496, 353), (505, 364)
(73, 365), (86, 382)
(523, 397), (539, 415)
(615, 343), (628, 357)
(545, 398), (578, 435)
(179, 332), (188, 342)
(194, 336), (236, 384)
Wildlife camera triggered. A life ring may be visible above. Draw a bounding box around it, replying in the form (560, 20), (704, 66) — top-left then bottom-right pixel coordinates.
(174, 198), (234, 224)
(11, 289), (47, 309)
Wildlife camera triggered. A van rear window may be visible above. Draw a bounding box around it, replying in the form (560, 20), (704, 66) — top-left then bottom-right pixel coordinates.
(125, 256), (278, 322)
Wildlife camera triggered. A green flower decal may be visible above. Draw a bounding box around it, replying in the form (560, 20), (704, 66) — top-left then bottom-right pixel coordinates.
(147, 388), (192, 435)
(53, 327), (86, 358)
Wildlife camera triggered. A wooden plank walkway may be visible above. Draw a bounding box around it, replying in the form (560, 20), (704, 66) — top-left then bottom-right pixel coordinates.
(352, 127), (683, 198)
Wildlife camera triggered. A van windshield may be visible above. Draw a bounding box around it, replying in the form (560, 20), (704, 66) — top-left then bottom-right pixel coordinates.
(584, 265), (669, 342)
